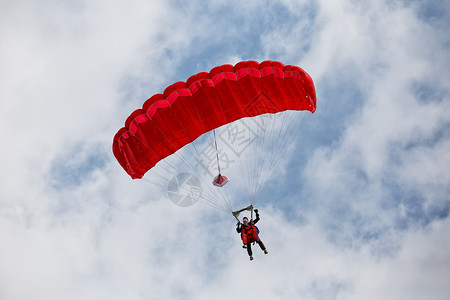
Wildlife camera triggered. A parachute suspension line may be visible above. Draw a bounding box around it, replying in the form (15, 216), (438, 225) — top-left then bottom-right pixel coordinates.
(246, 116), (259, 204)
(212, 104), (235, 213)
(249, 76), (266, 205)
(253, 112), (290, 202)
(259, 111), (291, 196)
(213, 130), (221, 175)
(201, 130), (234, 211)
(224, 118), (253, 204)
(253, 111), (292, 202)
(210, 129), (234, 212)
(141, 177), (230, 212)
(271, 112), (305, 174)
(142, 157), (230, 212)
(204, 85), (247, 212)
(131, 120), (231, 212)
(182, 96), (233, 212)
(239, 113), (272, 205)
(162, 101), (232, 212)
(252, 113), (276, 203)
(245, 109), (307, 207)
(253, 112), (308, 202)
(258, 115), (273, 199)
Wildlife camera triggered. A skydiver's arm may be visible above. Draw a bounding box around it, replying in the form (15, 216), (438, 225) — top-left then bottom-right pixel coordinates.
(253, 212), (260, 224)
(236, 222), (242, 233)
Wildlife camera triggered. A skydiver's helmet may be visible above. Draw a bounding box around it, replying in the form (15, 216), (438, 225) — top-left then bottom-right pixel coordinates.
(243, 217), (249, 225)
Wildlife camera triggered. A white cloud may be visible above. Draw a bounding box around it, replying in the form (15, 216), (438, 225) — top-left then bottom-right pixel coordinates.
(345, 217), (450, 300)
(261, 0), (450, 230)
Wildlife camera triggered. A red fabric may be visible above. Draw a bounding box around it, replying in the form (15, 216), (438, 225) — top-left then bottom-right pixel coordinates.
(113, 60), (317, 179)
(241, 225), (259, 244)
(212, 174), (229, 187)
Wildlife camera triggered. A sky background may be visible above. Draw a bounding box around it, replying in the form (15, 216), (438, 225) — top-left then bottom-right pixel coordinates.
(1, 0), (450, 299)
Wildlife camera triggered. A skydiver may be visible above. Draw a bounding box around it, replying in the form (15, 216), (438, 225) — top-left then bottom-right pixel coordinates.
(236, 209), (268, 261)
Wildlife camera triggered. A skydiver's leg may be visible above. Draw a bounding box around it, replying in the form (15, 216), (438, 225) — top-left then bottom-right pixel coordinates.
(256, 239), (266, 251)
(246, 242), (253, 256)
(255, 238), (268, 254)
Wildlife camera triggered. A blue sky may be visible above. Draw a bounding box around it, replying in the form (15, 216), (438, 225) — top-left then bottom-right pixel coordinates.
(1, 0), (450, 299)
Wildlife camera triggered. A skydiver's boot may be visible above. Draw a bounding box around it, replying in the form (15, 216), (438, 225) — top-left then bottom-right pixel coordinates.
(250, 256), (254, 261)
(264, 249), (268, 254)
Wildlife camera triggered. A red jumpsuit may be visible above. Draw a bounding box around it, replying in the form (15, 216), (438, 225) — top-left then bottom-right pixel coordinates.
(241, 225), (259, 244)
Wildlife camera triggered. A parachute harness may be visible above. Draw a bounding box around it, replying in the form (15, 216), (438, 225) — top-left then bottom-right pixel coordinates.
(232, 204), (253, 222)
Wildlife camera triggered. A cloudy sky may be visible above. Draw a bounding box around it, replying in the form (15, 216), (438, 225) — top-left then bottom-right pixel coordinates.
(1, 0), (450, 299)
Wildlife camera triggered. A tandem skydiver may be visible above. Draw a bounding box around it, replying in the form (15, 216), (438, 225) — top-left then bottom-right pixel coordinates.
(236, 209), (268, 261)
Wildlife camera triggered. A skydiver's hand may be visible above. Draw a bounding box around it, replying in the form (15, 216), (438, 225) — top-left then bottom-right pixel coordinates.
(254, 209), (259, 214)
(236, 221), (240, 226)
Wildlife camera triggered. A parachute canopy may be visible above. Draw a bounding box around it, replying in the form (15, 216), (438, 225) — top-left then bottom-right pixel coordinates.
(113, 60), (316, 179)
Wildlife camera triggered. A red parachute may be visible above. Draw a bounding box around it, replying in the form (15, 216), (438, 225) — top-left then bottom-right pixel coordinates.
(113, 60), (316, 180)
